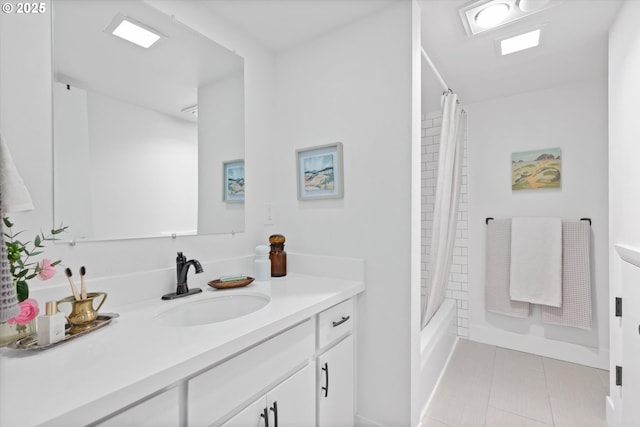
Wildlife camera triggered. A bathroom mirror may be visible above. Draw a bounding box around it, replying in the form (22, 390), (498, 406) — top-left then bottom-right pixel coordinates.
(52, 0), (245, 242)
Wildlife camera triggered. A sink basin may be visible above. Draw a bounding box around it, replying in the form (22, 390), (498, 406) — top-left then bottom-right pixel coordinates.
(156, 293), (270, 326)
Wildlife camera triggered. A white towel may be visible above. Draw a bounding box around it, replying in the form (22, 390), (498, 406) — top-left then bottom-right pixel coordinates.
(510, 217), (562, 307)
(485, 219), (530, 317)
(0, 133), (34, 212)
(542, 220), (592, 329)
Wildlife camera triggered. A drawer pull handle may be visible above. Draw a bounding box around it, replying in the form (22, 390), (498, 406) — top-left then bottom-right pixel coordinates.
(261, 407), (269, 427)
(332, 316), (350, 328)
(322, 362), (329, 398)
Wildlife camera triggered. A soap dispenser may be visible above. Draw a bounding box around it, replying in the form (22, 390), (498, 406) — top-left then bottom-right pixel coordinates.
(254, 245), (271, 281)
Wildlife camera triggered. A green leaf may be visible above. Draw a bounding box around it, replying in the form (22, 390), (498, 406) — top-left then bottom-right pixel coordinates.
(51, 225), (68, 235)
(51, 260), (62, 266)
(34, 234), (41, 247)
(16, 281), (29, 302)
(3, 217), (13, 228)
(29, 251), (44, 257)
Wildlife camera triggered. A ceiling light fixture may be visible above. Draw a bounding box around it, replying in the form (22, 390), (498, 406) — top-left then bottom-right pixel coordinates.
(475, 3), (510, 29)
(105, 14), (165, 48)
(500, 28), (541, 55)
(459, 0), (560, 36)
(517, 0), (551, 13)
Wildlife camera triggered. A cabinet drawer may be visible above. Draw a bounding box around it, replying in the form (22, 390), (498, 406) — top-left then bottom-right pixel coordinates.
(95, 388), (179, 427)
(318, 299), (353, 349)
(188, 320), (314, 426)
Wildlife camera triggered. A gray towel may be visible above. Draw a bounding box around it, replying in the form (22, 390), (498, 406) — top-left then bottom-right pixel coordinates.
(485, 219), (530, 318)
(542, 220), (593, 330)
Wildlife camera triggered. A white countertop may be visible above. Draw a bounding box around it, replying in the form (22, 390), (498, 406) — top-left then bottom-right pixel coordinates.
(0, 273), (364, 426)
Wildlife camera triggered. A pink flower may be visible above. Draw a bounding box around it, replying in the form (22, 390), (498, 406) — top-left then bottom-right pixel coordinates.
(7, 299), (40, 325)
(37, 259), (56, 281)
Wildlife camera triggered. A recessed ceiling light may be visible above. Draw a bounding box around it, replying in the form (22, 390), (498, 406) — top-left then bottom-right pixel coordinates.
(500, 29), (541, 55)
(475, 3), (511, 29)
(105, 14), (165, 48)
(517, 0), (551, 13)
(459, 0), (560, 36)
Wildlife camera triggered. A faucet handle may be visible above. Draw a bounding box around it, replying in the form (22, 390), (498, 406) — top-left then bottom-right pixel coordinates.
(176, 252), (186, 263)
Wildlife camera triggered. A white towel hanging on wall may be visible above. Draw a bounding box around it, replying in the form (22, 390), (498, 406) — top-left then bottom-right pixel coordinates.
(509, 217), (563, 307)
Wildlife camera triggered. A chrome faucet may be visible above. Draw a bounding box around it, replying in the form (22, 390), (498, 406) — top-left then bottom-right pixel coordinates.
(162, 252), (204, 300)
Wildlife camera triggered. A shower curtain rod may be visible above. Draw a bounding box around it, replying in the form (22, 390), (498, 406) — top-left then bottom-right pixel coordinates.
(421, 46), (448, 93)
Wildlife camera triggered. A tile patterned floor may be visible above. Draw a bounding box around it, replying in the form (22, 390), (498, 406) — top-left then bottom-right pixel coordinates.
(422, 340), (609, 427)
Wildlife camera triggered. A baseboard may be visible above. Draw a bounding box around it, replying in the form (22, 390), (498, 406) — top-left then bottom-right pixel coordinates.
(418, 336), (459, 425)
(355, 413), (385, 427)
(470, 325), (609, 369)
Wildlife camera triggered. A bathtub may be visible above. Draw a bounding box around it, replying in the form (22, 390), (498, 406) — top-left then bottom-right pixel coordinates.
(418, 298), (458, 422)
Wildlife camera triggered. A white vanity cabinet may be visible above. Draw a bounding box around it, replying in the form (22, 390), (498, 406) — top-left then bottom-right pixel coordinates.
(2, 272), (365, 427)
(188, 319), (315, 426)
(222, 364), (315, 427)
(316, 299), (355, 427)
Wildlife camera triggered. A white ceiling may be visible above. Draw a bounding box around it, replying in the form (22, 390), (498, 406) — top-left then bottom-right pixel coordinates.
(53, 0), (242, 121)
(203, 0), (398, 52)
(203, 0), (623, 114)
(419, 0), (623, 112)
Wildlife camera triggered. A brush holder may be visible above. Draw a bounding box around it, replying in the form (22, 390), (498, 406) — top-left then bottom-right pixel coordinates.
(57, 292), (107, 334)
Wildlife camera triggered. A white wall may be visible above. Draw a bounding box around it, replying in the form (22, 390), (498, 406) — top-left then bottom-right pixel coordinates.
(608, 0), (640, 424)
(198, 70), (245, 235)
(467, 78), (610, 368)
(272, 2), (420, 424)
(87, 90), (198, 240)
(52, 82), (94, 239)
(0, 0), (275, 281)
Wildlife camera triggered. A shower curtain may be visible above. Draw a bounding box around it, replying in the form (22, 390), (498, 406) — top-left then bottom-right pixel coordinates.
(421, 91), (466, 328)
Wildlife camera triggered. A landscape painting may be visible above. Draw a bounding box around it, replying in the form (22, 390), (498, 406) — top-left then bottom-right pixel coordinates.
(512, 148), (561, 190)
(304, 154), (334, 192)
(223, 160), (244, 202)
(296, 143), (344, 200)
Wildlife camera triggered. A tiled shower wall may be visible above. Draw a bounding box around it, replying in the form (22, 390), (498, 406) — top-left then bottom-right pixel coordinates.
(421, 111), (469, 337)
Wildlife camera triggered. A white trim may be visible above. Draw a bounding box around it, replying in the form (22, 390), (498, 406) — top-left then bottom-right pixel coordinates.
(355, 413), (386, 427)
(614, 244), (640, 268)
(470, 325), (609, 369)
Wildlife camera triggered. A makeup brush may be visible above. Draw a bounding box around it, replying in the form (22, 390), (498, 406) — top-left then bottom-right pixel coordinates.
(79, 266), (87, 300)
(65, 267), (81, 301)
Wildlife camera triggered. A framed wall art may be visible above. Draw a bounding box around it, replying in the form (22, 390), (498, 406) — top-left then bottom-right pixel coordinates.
(223, 159), (245, 202)
(296, 142), (344, 200)
(512, 148), (561, 191)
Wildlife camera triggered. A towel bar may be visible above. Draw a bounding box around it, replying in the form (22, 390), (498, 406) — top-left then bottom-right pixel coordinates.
(485, 217), (591, 226)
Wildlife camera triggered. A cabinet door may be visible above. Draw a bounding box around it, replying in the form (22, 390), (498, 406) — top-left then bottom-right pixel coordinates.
(221, 395), (267, 427)
(317, 335), (354, 427)
(267, 363), (315, 427)
(188, 320), (314, 425)
(621, 260), (640, 427)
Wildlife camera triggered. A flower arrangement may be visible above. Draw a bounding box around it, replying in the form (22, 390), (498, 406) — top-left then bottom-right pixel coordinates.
(3, 217), (67, 326)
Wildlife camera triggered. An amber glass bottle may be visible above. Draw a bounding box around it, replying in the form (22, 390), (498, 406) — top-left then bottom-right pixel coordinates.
(269, 234), (287, 277)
